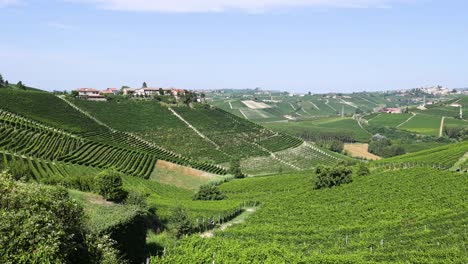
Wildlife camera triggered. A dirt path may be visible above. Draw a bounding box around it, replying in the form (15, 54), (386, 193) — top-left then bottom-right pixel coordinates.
(200, 207), (258, 238)
(344, 143), (381, 160)
(396, 113), (416, 128)
(324, 99), (337, 111)
(169, 107), (220, 148)
(439, 116), (445, 137)
(289, 103), (297, 111)
(229, 101), (233, 109)
(239, 109), (248, 119)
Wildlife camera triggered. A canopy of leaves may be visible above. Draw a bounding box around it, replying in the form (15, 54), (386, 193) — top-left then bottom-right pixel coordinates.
(193, 184), (227, 201)
(314, 165), (353, 189)
(94, 170), (127, 202)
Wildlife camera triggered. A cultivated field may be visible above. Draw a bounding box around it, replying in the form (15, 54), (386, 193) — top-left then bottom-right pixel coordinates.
(344, 143), (381, 160)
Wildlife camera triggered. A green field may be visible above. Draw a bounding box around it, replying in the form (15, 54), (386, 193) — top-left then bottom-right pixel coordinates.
(153, 168), (468, 263)
(399, 114), (442, 136)
(368, 113), (413, 127)
(265, 117), (372, 142)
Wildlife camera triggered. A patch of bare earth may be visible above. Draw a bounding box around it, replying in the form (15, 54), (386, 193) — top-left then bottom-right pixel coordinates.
(344, 143), (381, 160)
(152, 160), (220, 189)
(241, 100), (271, 109)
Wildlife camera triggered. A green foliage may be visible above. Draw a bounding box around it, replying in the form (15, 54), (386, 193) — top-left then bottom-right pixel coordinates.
(355, 162), (370, 176)
(125, 191), (148, 208)
(0, 172), (86, 263)
(170, 207), (193, 238)
(154, 168), (467, 262)
(329, 140), (344, 153)
(230, 159), (245, 178)
(94, 170), (127, 202)
(368, 137), (406, 158)
(193, 184), (227, 201)
(314, 165), (353, 189)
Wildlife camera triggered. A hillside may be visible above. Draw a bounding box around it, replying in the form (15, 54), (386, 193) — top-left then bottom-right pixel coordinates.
(70, 98), (340, 173)
(152, 168), (468, 263)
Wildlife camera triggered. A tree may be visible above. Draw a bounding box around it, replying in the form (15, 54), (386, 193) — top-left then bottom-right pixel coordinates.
(170, 207), (193, 238)
(0, 73), (4, 87)
(159, 88), (164, 96)
(193, 184), (226, 201)
(142, 82), (147, 88)
(329, 140), (344, 153)
(94, 170), (127, 202)
(229, 159), (245, 178)
(355, 163), (370, 176)
(71, 90), (79, 97)
(17, 81), (26, 90)
(314, 165), (353, 189)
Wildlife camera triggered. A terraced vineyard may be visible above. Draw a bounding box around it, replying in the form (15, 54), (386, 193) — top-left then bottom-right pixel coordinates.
(0, 104), (227, 176)
(153, 168), (468, 263)
(375, 140), (468, 169)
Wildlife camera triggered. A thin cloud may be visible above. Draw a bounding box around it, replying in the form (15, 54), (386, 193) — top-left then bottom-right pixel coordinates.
(46, 22), (74, 30)
(0, 0), (21, 8)
(69, 0), (415, 13)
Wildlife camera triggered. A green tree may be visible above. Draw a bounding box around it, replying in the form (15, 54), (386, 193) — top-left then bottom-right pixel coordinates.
(142, 82), (148, 88)
(71, 90), (79, 97)
(193, 184), (226, 201)
(329, 140), (344, 153)
(170, 207), (193, 238)
(355, 162), (370, 176)
(0, 73), (4, 88)
(16, 81), (26, 90)
(159, 88), (164, 96)
(314, 165), (353, 189)
(230, 159), (245, 178)
(94, 170), (127, 202)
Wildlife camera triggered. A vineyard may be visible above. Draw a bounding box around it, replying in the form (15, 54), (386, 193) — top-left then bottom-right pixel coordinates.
(153, 168), (468, 263)
(375, 140), (468, 169)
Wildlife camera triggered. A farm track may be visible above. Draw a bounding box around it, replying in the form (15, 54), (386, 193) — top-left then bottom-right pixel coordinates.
(168, 108), (220, 149)
(396, 112), (416, 128)
(57, 95), (115, 131)
(200, 206), (258, 238)
(439, 116), (445, 137)
(251, 142), (301, 170)
(239, 109), (248, 119)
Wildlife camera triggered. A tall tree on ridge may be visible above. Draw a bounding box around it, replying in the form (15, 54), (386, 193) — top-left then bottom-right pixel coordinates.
(142, 82), (148, 88)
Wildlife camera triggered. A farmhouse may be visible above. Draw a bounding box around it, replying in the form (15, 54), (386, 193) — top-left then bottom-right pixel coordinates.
(380, 108), (402, 114)
(99, 88), (118, 95)
(76, 88), (106, 101)
(123, 88), (186, 98)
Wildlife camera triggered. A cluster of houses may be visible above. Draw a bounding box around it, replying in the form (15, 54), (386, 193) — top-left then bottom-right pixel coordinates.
(75, 87), (190, 101)
(122, 87), (186, 97)
(76, 88), (118, 101)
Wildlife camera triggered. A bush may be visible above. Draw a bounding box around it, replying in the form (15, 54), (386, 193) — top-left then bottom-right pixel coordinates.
(329, 140), (344, 153)
(125, 191), (148, 208)
(94, 170), (128, 202)
(170, 207), (193, 238)
(355, 163), (370, 176)
(0, 171), (86, 263)
(193, 184), (227, 201)
(229, 159), (245, 178)
(314, 165), (353, 189)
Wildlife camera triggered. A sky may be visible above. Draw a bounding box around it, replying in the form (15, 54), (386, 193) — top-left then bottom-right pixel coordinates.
(1, 0), (468, 93)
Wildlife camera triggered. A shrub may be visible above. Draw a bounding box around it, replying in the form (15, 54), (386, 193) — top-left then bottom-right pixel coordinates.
(94, 170), (127, 202)
(329, 140), (344, 153)
(170, 207), (193, 238)
(355, 163), (370, 176)
(193, 184), (227, 201)
(0, 171), (86, 263)
(314, 165), (353, 189)
(230, 159), (245, 178)
(125, 191), (148, 208)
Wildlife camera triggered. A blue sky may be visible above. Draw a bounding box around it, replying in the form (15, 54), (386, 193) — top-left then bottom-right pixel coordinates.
(1, 0), (468, 93)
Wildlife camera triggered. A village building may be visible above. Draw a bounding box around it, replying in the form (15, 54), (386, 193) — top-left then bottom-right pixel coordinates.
(99, 88), (118, 95)
(379, 107), (402, 114)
